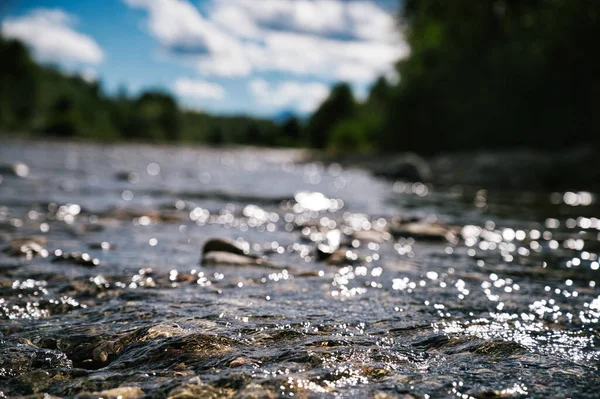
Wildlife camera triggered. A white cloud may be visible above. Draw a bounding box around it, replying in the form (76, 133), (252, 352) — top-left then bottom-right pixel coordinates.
(249, 79), (330, 113)
(250, 31), (405, 82)
(211, 0), (397, 42)
(124, 0), (240, 55)
(123, 0), (407, 83)
(173, 77), (226, 100)
(1, 9), (104, 64)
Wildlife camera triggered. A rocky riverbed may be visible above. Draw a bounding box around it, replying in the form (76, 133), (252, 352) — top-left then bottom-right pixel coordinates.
(1, 140), (599, 398)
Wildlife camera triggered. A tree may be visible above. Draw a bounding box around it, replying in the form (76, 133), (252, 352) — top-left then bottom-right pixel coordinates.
(379, 0), (600, 154)
(306, 83), (356, 149)
(280, 116), (302, 145)
(125, 91), (181, 141)
(0, 37), (38, 131)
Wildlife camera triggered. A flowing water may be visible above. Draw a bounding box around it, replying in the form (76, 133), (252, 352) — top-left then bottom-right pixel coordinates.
(1, 140), (599, 398)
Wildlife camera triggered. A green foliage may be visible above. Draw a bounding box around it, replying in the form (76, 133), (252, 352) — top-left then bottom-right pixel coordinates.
(306, 83), (356, 149)
(328, 118), (370, 154)
(0, 35), (282, 146)
(302, 1), (600, 155)
(122, 91), (181, 141)
(0, 37), (38, 131)
(378, 0), (600, 154)
(279, 116), (302, 147)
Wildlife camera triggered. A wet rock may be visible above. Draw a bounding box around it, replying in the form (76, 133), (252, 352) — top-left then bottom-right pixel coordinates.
(229, 357), (257, 368)
(235, 384), (278, 399)
(374, 153), (432, 182)
(322, 248), (360, 266)
(21, 394), (62, 399)
(3, 236), (49, 258)
(390, 222), (457, 242)
(0, 161), (29, 178)
(168, 376), (234, 399)
(411, 334), (451, 350)
(471, 340), (526, 358)
(203, 237), (248, 257)
(202, 238), (267, 267)
(315, 243), (337, 261)
(373, 393), (413, 399)
(114, 171), (139, 183)
(0, 341), (72, 378)
(361, 366), (390, 378)
(88, 241), (114, 250)
(203, 251), (266, 266)
(88, 387), (144, 399)
(52, 251), (99, 267)
(466, 387), (527, 399)
(352, 229), (391, 243)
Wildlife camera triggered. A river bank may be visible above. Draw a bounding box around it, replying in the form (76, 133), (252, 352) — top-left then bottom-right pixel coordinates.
(314, 146), (600, 192)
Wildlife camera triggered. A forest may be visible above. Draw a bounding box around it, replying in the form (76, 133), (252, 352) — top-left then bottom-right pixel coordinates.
(1, 0), (599, 154)
(0, 35), (286, 146)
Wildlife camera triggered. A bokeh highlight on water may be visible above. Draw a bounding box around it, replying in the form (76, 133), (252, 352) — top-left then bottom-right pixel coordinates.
(1, 141), (599, 398)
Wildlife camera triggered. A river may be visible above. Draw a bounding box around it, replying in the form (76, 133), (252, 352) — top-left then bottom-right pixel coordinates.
(1, 140), (599, 398)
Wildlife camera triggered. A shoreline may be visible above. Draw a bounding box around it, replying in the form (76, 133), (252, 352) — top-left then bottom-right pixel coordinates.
(2, 136), (598, 193)
(310, 146), (600, 193)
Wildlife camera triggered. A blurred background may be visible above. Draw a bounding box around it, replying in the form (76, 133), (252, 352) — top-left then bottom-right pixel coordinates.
(3, 3), (600, 398)
(0, 0), (598, 156)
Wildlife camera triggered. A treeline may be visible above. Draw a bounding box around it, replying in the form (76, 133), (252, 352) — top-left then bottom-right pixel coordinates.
(306, 0), (600, 154)
(0, 35), (293, 146)
(3, 0), (599, 155)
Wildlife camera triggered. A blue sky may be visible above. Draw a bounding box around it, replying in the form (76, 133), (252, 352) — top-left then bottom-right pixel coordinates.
(1, 0), (406, 117)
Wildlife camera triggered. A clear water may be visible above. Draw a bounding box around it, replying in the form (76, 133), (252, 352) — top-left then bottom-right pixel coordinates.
(1, 140), (599, 398)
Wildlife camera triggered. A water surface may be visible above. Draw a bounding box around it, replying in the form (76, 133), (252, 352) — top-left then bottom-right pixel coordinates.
(1, 141), (599, 398)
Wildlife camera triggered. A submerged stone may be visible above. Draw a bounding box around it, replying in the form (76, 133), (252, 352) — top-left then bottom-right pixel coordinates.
(229, 356), (257, 368)
(202, 237), (248, 257)
(390, 222), (457, 242)
(88, 241), (114, 250)
(89, 387), (144, 399)
(3, 236), (48, 258)
(201, 237), (269, 267)
(52, 251), (100, 267)
(202, 251), (265, 266)
(168, 376), (234, 399)
(0, 162), (29, 178)
(352, 229), (391, 243)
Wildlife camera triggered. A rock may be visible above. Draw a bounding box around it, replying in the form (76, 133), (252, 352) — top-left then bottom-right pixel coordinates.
(90, 387), (144, 399)
(373, 391), (409, 399)
(52, 251), (100, 267)
(315, 243), (337, 261)
(202, 238), (248, 257)
(168, 377), (234, 399)
(114, 171), (139, 183)
(374, 153), (431, 182)
(313, 229), (343, 261)
(236, 384), (278, 399)
(89, 241), (114, 250)
(203, 251), (265, 267)
(0, 341), (72, 377)
(202, 238), (265, 266)
(3, 236), (48, 258)
(352, 229), (391, 243)
(390, 222), (457, 242)
(323, 248), (360, 266)
(0, 162), (29, 178)
(229, 357), (256, 368)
